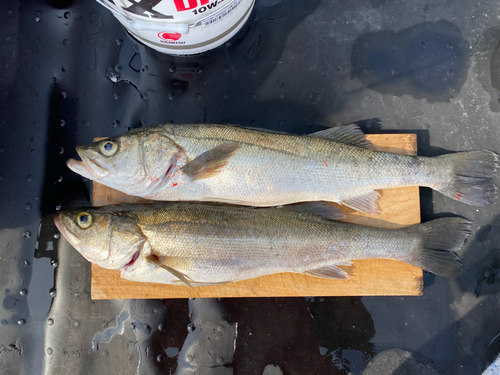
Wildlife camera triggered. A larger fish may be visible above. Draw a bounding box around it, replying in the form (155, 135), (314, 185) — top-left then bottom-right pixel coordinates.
(67, 123), (498, 214)
(54, 202), (469, 286)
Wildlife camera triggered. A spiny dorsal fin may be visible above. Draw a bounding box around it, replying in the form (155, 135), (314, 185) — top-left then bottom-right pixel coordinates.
(304, 264), (351, 279)
(341, 191), (381, 215)
(308, 124), (375, 150)
(181, 143), (240, 180)
(282, 201), (345, 220)
(146, 256), (194, 288)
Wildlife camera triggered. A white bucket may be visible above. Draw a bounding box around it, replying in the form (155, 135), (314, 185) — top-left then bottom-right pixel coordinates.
(96, 0), (255, 55)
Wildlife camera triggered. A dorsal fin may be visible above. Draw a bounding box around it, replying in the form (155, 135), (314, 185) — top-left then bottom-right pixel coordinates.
(282, 201), (345, 220)
(308, 124), (375, 150)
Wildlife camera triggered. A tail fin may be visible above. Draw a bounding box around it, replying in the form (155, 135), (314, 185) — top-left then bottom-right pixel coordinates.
(437, 151), (498, 206)
(409, 218), (471, 278)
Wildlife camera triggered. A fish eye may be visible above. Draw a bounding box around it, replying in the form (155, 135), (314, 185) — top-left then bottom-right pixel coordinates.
(99, 139), (118, 157)
(77, 212), (93, 229)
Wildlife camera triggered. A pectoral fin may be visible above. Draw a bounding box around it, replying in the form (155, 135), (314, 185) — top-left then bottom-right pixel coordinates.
(181, 143), (240, 180)
(146, 256), (194, 289)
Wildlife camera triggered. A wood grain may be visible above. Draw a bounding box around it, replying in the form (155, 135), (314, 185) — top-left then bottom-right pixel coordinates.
(91, 134), (422, 299)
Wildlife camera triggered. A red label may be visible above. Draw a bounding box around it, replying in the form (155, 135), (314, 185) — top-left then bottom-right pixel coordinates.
(173, 0), (209, 11)
(158, 32), (182, 41)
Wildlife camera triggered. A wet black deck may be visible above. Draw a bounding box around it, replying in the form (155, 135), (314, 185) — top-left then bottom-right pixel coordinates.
(1, 0), (500, 374)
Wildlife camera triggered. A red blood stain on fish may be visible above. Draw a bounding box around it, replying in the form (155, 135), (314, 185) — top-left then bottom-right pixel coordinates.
(172, 183), (178, 187)
(323, 160), (329, 167)
(454, 193), (462, 200)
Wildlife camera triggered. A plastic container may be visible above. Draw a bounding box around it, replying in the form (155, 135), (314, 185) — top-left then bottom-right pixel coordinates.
(96, 0), (255, 55)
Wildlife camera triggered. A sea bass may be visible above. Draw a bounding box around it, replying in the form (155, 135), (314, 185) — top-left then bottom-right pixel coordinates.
(67, 123), (498, 214)
(54, 203), (470, 286)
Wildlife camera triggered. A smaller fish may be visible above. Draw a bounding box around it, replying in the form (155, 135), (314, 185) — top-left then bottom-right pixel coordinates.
(54, 203), (470, 287)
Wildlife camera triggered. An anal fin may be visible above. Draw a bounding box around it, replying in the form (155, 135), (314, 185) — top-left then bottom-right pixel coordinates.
(304, 264), (351, 279)
(341, 191), (381, 215)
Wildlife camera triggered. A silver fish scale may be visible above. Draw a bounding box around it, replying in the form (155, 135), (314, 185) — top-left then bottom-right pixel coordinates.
(134, 203), (418, 283)
(146, 123), (444, 206)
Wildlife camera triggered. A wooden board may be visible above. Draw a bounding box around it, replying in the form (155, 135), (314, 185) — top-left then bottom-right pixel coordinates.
(91, 134), (422, 299)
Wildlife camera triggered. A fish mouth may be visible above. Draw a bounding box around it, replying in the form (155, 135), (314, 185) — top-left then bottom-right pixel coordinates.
(54, 213), (81, 245)
(67, 148), (109, 181)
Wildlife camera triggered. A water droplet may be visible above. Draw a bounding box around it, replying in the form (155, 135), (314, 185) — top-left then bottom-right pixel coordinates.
(116, 38), (124, 46)
(18, 319), (25, 326)
(113, 93), (120, 100)
(447, 42), (453, 49)
(158, 323), (165, 331)
(23, 231), (31, 239)
(73, 320), (80, 327)
(141, 93), (147, 100)
(421, 96), (427, 102)
(89, 10), (95, 16)
(25, 203), (32, 210)
(196, 93), (202, 100)
(187, 323), (195, 332)
(113, 120), (121, 127)
(61, 91), (67, 98)
(35, 17), (40, 23)
(168, 93), (174, 100)
(54, 232), (60, 239)
(447, 69), (454, 76)
(27, 174), (34, 182)
(49, 288), (56, 297)
(63, 39), (68, 46)
(217, 325), (224, 332)
(22, 260), (30, 267)
(61, 66), (68, 72)
(51, 260), (58, 267)
(186, 355), (194, 362)
(101, 350), (109, 357)
(157, 354), (164, 362)
(57, 176), (63, 182)
(421, 41), (426, 47)
(60, 119), (65, 127)
(47, 347), (53, 355)
(391, 68), (399, 75)
(59, 147), (64, 154)
(196, 67), (203, 73)
(217, 356), (224, 364)
(142, 65), (149, 72)
(169, 66), (176, 73)
(20, 289), (27, 296)
(64, 11), (70, 19)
